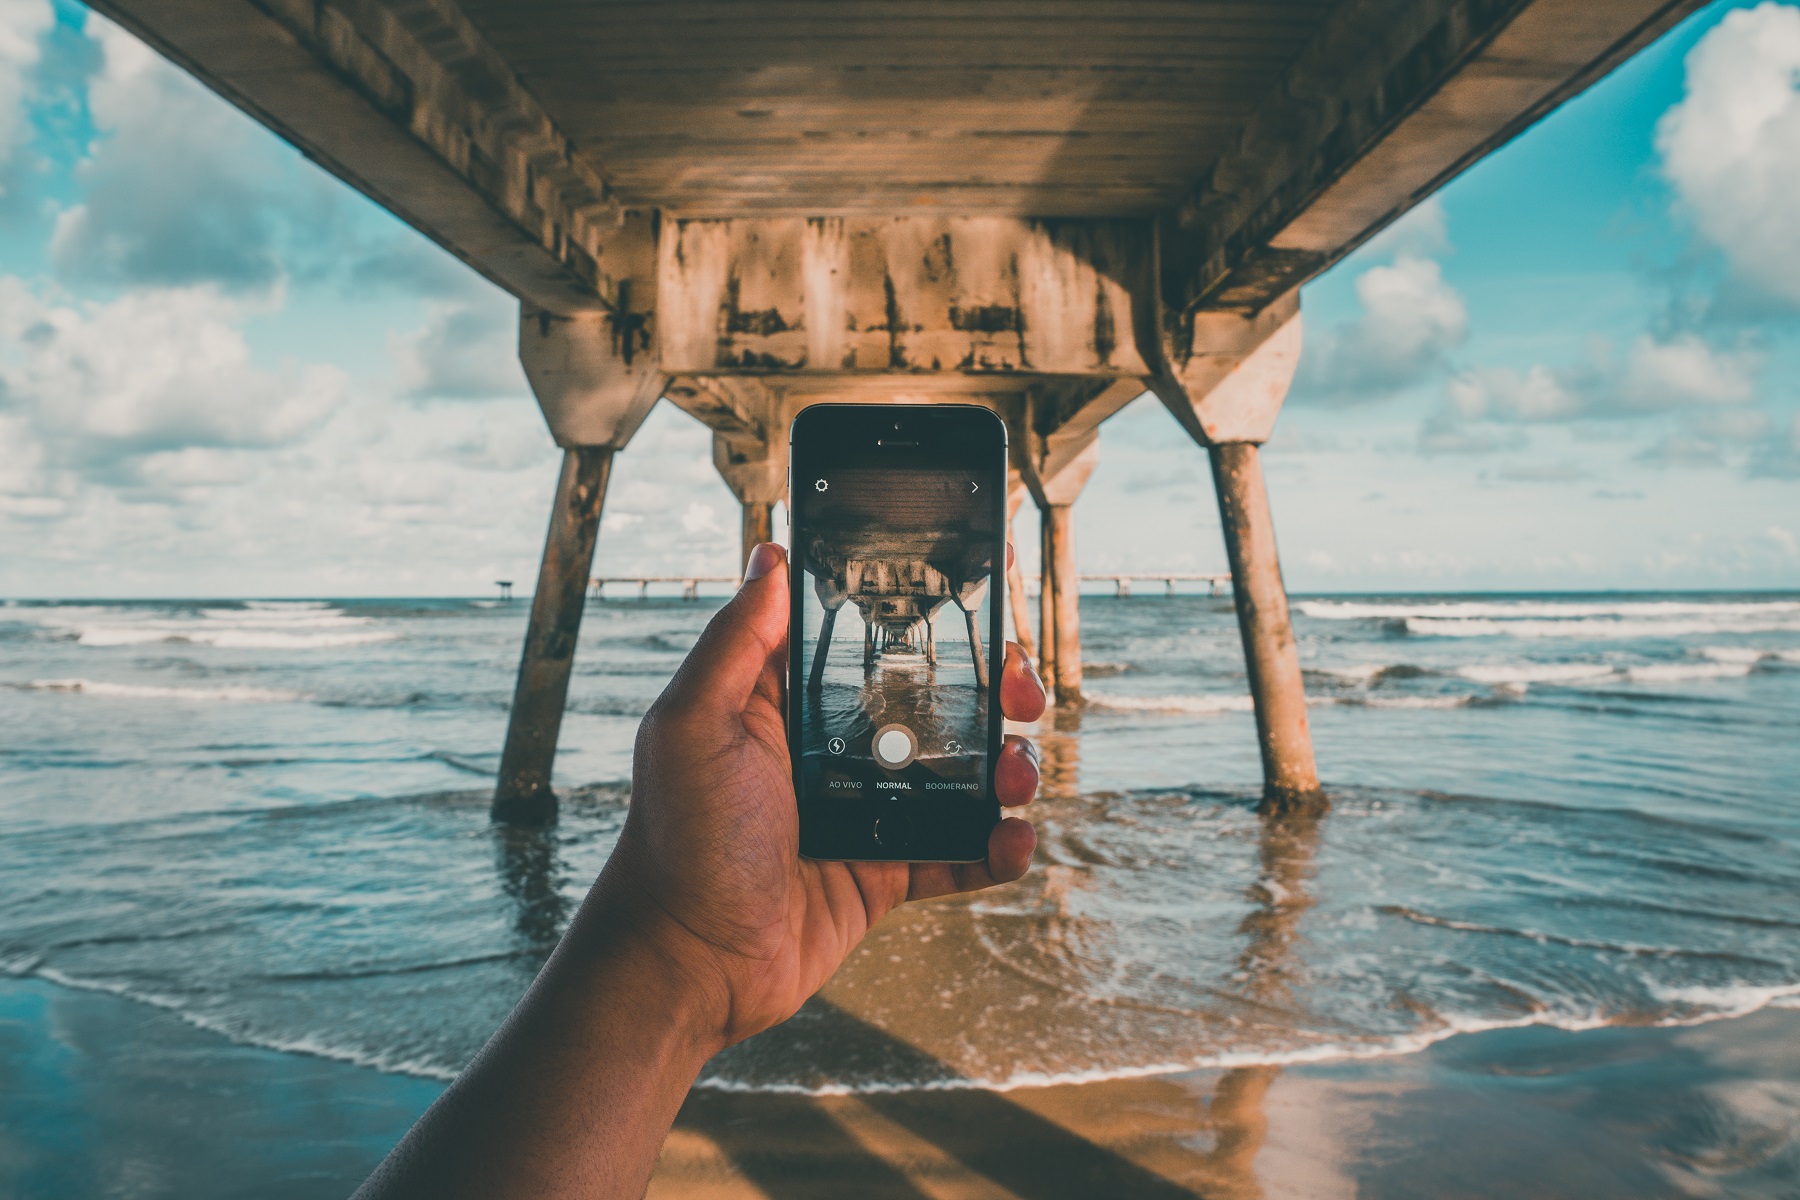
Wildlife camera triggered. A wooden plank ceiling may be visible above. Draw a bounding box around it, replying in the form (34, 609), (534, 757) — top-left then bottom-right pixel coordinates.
(454, 0), (1338, 216)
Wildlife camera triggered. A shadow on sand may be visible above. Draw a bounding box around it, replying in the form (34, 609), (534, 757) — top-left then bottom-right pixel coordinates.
(650, 710), (1329, 1199)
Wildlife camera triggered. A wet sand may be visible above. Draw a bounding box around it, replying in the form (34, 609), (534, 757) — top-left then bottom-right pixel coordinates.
(5, 975), (1795, 1198)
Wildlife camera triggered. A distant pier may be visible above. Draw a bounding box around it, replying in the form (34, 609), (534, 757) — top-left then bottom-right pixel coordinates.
(591, 576), (737, 601)
(590, 573), (1230, 601)
(1065, 574), (1231, 598)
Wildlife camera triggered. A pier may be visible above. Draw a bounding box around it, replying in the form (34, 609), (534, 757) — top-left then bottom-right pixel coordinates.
(585, 573), (1229, 603)
(1035, 574), (1232, 599)
(89, 0), (1708, 820)
(591, 576), (737, 601)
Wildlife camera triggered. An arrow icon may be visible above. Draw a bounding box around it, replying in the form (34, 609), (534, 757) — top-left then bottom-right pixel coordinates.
(970, 481), (979, 494)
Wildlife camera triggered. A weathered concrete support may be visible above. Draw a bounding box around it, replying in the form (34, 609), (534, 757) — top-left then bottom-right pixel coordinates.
(1044, 504), (1081, 705)
(1211, 443), (1320, 806)
(963, 608), (987, 689)
(741, 501), (774, 571)
(709, 383), (788, 573)
(1151, 300), (1319, 806)
(1021, 427), (1099, 706)
(1037, 507), (1057, 693)
(493, 447), (614, 825)
(1004, 484), (1036, 662)
(809, 606), (839, 689)
(954, 579), (991, 691)
(494, 305), (668, 825)
(659, 218), (1152, 378)
(809, 577), (848, 690)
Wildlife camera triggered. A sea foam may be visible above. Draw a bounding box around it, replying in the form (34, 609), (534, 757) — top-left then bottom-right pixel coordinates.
(23, 603), (397, 650)
(19, 679), (305, 703)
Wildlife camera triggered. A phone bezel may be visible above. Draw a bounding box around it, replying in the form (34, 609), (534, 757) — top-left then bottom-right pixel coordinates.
(787, 402), (1009, 863)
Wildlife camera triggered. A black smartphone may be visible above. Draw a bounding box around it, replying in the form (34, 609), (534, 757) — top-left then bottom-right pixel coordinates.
(788, 403), (1008, 862)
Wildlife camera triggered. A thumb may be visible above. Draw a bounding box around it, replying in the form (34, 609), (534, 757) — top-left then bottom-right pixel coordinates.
(661, 542), (789, 715)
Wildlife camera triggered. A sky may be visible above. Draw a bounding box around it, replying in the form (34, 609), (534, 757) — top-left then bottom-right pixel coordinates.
(0, 0), (1797, 597)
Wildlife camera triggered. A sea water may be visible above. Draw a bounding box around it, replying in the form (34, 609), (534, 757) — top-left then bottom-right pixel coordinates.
(1, 592), (1796, 1092)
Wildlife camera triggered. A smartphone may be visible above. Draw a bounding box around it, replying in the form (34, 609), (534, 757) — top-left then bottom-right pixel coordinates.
(788, 403), (1008, 862)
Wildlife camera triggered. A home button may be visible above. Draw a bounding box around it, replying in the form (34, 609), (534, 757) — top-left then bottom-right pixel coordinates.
(872, 809), (913, 850)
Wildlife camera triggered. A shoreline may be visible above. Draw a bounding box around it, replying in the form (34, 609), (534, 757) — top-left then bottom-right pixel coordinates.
(6, 974), (1797, 1198)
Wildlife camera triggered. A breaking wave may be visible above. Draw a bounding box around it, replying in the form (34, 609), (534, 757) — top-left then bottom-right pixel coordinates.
(17, 679), (306, 703)
(19, 603), (398, 650)
(1298, 599), (1800, 621)
(1084, 692), (1255, 714)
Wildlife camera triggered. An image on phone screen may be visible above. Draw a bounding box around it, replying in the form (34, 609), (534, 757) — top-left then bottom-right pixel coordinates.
(789, 404), (1006, 861)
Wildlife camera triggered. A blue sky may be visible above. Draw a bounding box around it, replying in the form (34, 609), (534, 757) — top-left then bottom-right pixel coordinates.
(1, 0), (1797, 597)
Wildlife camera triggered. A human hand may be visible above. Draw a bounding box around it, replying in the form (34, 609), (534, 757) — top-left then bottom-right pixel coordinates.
(587, 541), (1045, 1051)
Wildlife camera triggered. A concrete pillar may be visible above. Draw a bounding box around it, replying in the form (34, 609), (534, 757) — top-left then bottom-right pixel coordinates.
(1020, 426), (1099, 707)
(493, 447), (614, 825)
(712, 392), (788, 573)
(954, 578), (991, 691)
(808, 576), (848, 690)
(496, 302), (667, 825)
(1005, 486), (1037, 662)
(1210, 443), (1319, 804)
(741, 500), (774, 572)
(809, 606), (840, 687)
(1149, 296), (1320, 807)
(1044, 505), (1081, 705)
(1038, 507), (1057, 693)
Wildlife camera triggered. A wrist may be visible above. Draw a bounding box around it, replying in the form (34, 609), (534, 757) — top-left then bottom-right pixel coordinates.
(556, 870), (736, 1063)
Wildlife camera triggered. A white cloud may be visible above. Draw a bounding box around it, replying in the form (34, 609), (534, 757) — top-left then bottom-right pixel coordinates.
(390, 289), (530, 402)
(1494, 461), (1592, 483)
(0, 278), (347, 472)
(1750, 412), (1800, 478)
(1416, 409), (1530, 455)
(1361, 196), (1453, 260)
(49, 15), (347, 291)
(1447, 365), (1580, 422)
(0, 0), (51, 179)
(1618, 333), (1758, 410)
(1658, 2), (1800, 305)
(1353, 257), (1467, 372)
(1296, 201), (1467, 404)
(1441, 333), (1759, 428)
(1636, 433), (1727, 468)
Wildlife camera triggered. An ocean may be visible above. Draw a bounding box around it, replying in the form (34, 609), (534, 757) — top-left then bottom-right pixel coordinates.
(2, 590), (1798, 1100)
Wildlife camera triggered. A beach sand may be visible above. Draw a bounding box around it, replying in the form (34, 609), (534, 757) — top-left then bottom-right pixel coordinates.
(5, 975), (1795, 1198)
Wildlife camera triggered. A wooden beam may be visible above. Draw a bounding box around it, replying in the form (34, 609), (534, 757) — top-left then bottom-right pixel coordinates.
(1158, 0), (1707, 318)
(86, 0), (631, 314)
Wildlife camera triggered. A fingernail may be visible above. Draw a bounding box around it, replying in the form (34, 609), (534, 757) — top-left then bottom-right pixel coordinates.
(743, 542), (781, 583)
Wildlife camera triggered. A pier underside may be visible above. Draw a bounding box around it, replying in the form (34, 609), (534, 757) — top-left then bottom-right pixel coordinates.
(85, 0), (1707, 817)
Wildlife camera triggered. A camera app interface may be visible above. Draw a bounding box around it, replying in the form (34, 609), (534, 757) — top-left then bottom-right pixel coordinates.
(794, 465), (998, 806)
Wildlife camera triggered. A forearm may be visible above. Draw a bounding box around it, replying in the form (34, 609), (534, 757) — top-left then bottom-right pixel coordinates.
(353, 887), (724, 1200)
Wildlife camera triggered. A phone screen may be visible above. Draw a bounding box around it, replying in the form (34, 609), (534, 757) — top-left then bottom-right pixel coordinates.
(788, 404), (1007, 861)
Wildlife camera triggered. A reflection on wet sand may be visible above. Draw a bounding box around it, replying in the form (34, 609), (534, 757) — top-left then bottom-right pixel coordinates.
(493, 821), (568, 957)
(1199, 794), (1327, 1196)
(654, 710), (1331, 1199)
(805, 654), (983, 770)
